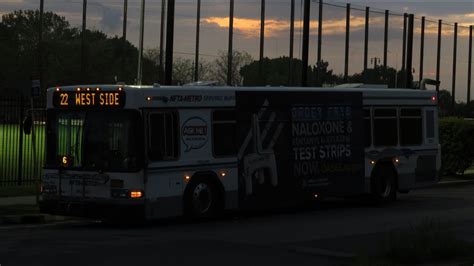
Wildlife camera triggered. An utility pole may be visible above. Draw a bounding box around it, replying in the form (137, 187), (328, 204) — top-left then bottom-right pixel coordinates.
(370, 57), (380, 69)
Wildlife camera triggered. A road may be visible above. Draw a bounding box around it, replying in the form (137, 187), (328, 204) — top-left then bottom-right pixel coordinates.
(2, 184), (474, 266)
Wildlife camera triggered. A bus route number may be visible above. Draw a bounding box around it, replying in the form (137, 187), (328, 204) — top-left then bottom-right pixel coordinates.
(60, 93), (69, 106)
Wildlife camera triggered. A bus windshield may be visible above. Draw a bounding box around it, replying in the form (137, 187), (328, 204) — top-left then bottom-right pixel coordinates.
(46, 110), (143, 172)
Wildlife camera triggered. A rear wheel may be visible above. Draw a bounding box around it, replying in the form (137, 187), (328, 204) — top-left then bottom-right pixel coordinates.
(185, 179), (219, 218)
(371, 164), (397, 203)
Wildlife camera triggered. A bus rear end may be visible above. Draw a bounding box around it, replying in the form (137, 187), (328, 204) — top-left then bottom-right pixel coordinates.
(39, 86), (145, 220)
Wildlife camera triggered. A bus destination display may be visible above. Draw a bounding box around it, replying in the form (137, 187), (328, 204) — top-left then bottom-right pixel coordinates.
(53, 90), (125, 109)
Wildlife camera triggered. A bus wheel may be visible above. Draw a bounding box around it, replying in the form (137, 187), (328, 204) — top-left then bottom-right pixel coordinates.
(372, 165), (397, 203)
(185, 179), (218, 218)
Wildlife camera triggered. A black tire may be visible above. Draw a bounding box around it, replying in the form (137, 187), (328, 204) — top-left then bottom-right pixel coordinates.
(371, 164), (397, 203)
(184, 178), (219, 218)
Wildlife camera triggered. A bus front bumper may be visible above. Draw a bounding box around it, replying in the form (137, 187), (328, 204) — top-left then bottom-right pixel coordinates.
(39, 197), (146, 220)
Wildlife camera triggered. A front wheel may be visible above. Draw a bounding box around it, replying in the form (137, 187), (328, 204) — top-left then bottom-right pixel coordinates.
(371, 165), (397, 203)
(185, 179), (219, 218)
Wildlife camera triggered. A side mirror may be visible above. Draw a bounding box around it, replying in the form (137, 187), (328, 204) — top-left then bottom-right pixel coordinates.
(23, 115), (32, 135)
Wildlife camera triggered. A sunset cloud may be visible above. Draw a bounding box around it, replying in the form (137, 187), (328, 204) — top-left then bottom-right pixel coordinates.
(203, 16), (380, 39)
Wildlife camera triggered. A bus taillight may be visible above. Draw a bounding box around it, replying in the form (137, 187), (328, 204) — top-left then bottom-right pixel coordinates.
(130, 190), (143, 198)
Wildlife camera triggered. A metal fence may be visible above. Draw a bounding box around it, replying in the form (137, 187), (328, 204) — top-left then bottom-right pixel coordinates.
(0, 96), (46, 186)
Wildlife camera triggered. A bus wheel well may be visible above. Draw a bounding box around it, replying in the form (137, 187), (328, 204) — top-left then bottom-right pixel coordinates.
(184, 171), (225, 212)
(371, 161), (398, 201)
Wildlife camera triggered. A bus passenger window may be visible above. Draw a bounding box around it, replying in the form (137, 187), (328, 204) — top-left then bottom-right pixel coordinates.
(149, 112), (179, 161)
(426, 110), (435, 139)
(212, 110), (236, 157)
(373, 109), (397, 146)
(364, 109), (371, 147)
(400, 108), (422, 145)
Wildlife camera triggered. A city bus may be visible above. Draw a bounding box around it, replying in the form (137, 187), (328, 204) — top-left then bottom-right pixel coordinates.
(38, 84), (440, 220)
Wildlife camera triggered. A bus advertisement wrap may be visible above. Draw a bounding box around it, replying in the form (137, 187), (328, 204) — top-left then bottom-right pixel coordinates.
(236, 91), (364, 209)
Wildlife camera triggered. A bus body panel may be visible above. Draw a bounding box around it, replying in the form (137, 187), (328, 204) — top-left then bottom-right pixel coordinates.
(41, 85), (440, 220)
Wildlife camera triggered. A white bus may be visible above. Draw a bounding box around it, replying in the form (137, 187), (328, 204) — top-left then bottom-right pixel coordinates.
(38, 84), (440, 220)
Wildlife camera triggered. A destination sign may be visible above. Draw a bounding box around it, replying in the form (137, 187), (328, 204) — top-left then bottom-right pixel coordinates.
(53, 90), (125, 109)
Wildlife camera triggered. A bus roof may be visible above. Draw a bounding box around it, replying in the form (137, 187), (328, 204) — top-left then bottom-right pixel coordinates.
(47, 84), (438, 109)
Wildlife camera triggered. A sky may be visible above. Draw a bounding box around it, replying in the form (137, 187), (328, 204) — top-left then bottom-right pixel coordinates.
(1, 0), (473, 101)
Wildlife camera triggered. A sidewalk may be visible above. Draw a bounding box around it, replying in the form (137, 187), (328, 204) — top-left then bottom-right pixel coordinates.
(0, 196), (76, 225)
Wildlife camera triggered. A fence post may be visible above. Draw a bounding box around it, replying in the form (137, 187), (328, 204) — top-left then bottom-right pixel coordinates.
(259, 0), (265, 77)
(383, 10), (388, 69)
(406, 14), (414, 88)
(452, 22), (458, 110)
(363, 7), (369, 71)
(344, 3), (350, 82)
(17, 97), (24, 186)
(121, 0), (128, 81)
(227, 0), (234, 86)
(436, 20), (442, 94)
(302, 0), (310, 87)
(194, 0), (201, 82)
(81, 0), (87, 82)
(419, 16), (425, 82)
(159, 0), (166, 84)
(288, 0), (295, 86)
(317, 0), (323, 64)
(165, 0), (175, 85)
(468, 25), (472, 103)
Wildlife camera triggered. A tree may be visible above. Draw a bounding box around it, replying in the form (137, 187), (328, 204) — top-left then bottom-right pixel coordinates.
(240, 57), (337, 87)
(213, 50), (253, 86)
(0, 10), (76, 91)
(0, 10), (157, 93)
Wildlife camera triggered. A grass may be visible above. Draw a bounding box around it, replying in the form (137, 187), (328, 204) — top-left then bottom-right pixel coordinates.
(354, 218), (474, 265)
(0, 124), (45, 186)
(0, 204), (39, 216)
(442, 166), (474, 181)
(0, 185), (37, 198)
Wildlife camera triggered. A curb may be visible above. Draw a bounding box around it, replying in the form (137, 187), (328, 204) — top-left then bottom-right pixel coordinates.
(288, 246), (356, 259)
(0, 214), (73, 225)
(430, 179), (474, 188)
(1, 214), (46, 225)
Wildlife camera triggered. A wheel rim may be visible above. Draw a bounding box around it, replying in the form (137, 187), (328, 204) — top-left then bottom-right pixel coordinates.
(192, 183), (212, 214)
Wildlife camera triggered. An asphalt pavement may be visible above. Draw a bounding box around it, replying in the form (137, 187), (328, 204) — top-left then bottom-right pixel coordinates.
(1, 184), (474, 266)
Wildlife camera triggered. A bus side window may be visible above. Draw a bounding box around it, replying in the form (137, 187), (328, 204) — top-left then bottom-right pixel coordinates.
(400, 108), (422, 146)
(364, 109), (371, 147)
(212, 110), (237, 157)
(149, 112), (179, 161)
(425, 110), (435, 139)
(373, 108), (397, 147)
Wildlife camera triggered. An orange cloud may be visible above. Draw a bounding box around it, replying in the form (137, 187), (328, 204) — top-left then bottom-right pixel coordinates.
(203, 16), (377, 38)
